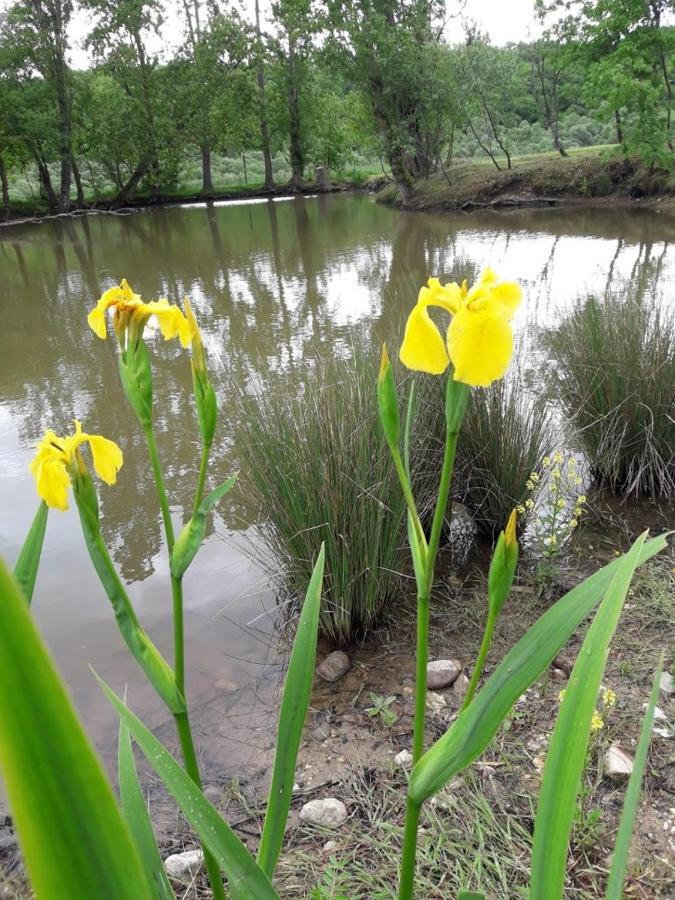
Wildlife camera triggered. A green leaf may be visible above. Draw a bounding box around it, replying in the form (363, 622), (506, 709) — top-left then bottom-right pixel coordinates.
(13, 501), (48, 605)
(605, 657), (663, 900)
(457, 892), (487, 900)
(97, 676), (280, 900)
(118, 718), (176, 900)
(171, 473), (238, 578)
(408, 532), (669, 804)
(0, 558), (151, 899)
(530, 532), (648, 900)
(257, 545), (325, 877)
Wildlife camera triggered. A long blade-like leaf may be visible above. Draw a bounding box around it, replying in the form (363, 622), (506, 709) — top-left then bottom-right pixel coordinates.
(457, 892), (487, 900)
(119, 718), (176, 900)
(409, 532), (669, 803)
(0, 559), (151, 899)
(97, 676), (280, 900)
(13, 502), (48, 605)
(258, 544), (325, 877)
(605, 658), (663, 900)
(530, 532), (648, 899)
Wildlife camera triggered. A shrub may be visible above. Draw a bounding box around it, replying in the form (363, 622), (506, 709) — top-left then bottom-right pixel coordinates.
(545, 294), (675, 499)
(232, 347), (406, 644)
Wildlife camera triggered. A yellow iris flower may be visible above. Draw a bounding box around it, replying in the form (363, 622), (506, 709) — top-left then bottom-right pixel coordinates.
(87, 278), (193, 348)
(399, 269), (522, 387)
(29, 421), (123, 510)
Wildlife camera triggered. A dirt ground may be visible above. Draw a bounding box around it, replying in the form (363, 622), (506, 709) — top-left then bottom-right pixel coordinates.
(1, 497), (673, 898)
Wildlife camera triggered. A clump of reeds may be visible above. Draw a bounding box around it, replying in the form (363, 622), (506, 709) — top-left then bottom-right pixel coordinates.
(545, 295), (675, 500)
(232, 345), (406, 644)
(413, 371), (554, 536)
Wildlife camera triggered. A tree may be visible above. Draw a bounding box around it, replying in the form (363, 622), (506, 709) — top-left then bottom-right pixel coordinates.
(527, 40), (569, 156)
(3, 0), (74, 211)
(326, 0), (450, 205)
(537, 0), (674, 165)
(254, 0), (275, 190)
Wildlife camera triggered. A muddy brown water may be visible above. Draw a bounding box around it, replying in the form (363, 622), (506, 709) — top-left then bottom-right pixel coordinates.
(0, 194), (673, 796)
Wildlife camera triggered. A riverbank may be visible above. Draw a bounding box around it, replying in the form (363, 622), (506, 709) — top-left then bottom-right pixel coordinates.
(0, 176), (372, 227)
(376, 148), (675, 212)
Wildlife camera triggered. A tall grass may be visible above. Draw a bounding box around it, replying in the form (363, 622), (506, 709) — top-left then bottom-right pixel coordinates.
(414, 372), (554, 536)
(232, 347), (406, 644)
(546, 295), (675, 500)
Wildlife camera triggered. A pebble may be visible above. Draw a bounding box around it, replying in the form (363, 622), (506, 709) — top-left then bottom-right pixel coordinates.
(659, 672), (674, 696)
(316, 651), (350, 683)
(394, 748), (413, 769)
(452, 673), (470, 698)
(427, 659), (462, 690)
(164, 849), (204, 880)
(323, 840), (337, 852)
(426, 692), (448, 715)
(604, 744), (633, 782)
(551, 668), (567, 682)
(299, 798), (348, 828)
(214, 678), (238, 693)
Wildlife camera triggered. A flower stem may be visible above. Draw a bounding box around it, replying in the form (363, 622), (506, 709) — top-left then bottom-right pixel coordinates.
(142, 423), (225, 900)
(461, 610), (497, 712)
(193, 442), (210, 517)
(398, 798), (422, 900)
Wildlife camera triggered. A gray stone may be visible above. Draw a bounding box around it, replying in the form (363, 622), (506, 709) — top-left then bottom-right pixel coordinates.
(452, 673), (471, 698)
(299, 798), (348, 828)
(164, 849), (204, 880)
(323, 840), (337, 852)
(427, 659), (462, 690)
(317, 651), (350, 683)
(604, 744), (633, 782)
(551, 668), (567, 683)
(426, 692), (448, 715)
(394, 748), (413, 769)
(659, 672), (674, 696)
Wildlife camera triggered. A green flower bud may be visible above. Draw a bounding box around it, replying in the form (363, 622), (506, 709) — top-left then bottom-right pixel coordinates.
(118, 339), (153, 427)
(487, 509), (519, 617)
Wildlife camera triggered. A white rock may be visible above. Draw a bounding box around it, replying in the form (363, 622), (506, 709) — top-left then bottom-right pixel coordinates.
(426, 692), (448, 715)
(604, 744), (633, 782)
(659, 672), (674, 696)
(164, 849), (204, 880)
(653, 706), (667, 721)
(323, 840), (337, 852)
(452, 673), (471, 698)
(394, 748), (413, 769)
(427, 659), (462, 690)
(316, 651), (350, 683)
(299, 798), (348, 828)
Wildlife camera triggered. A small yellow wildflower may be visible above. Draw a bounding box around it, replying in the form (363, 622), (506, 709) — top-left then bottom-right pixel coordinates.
(574, 476), (583, 486)
(517, 505), (526, 514)
(525, 498), (535, 509)
(88, 279), (193, 348)
(557, 498), (566, 509)
(551, 467), (561, 480)
(569, 518), (579, 529)
(602, 688), (617, 709)
(29, 421), (122, 510)
(529, 472), (540, 483)
(553, 451), (564, 464)
(590, 711), (604, 733)
(578, 495), (587, 504)
(543, 456), (551, 467)
(558, 689), (566, 702)
(526, 480), (534, 491)
(399, 268), (523, 387)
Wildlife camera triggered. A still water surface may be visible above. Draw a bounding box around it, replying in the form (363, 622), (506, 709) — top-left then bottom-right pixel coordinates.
(0, 194), (672, 776)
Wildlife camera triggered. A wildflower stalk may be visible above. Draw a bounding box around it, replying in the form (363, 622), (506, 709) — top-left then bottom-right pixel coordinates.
(397, 377), (469, 900)
(461, 609), (496, 711)
(142, 422), (226, 900)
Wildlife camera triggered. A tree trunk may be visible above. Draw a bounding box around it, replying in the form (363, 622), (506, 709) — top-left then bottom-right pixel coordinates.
(255, 0), (274, 190)
(389, 149), (415, 207)
(72, 156), (85, 206)
(55, 75), (72, 211)
(37, 156), (59, 208)
(287, 31), (303, 191)
(0, 155), (9, 219)
(201, 145), (214, 194)
(615, 109), (625, 149)
(113, 159), (149, 205)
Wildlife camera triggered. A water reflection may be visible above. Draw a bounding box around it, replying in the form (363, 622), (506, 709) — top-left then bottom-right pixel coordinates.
(0, 195), (672, 771)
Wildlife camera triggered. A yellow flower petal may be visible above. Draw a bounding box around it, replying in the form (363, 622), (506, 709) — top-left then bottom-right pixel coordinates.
(447, 304), (514, 387)
(399, 301), (449, 375)
(490, 281), (522, 317)
(34, 456), (70, 510)
(87, 303), (108, 339)
(86, 435), (123, 485)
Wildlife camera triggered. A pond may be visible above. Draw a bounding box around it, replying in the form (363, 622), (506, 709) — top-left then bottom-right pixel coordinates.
(0, 194), (673, 783)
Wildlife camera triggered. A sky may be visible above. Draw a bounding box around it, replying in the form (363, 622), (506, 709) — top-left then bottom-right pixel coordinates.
(0, 0), (544, 69)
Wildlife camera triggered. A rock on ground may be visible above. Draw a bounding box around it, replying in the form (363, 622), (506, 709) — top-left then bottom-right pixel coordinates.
(604, 744), (633, 782)
(660, 672), (674, 696)
(394, 748), (413, 769)
(427, 659), (462, 690)
(299, 798), (348, 828)
(164, 849), (204, 880)
(316, 651), (350, 683)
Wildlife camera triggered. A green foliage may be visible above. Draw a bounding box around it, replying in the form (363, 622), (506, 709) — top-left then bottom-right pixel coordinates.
(546, 294), (675, 499)
(233, 346), (406, 643)
(0, 559), (152, 899)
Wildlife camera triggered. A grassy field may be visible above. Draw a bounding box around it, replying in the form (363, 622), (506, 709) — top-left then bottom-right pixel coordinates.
(376, 146), (675, 210)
